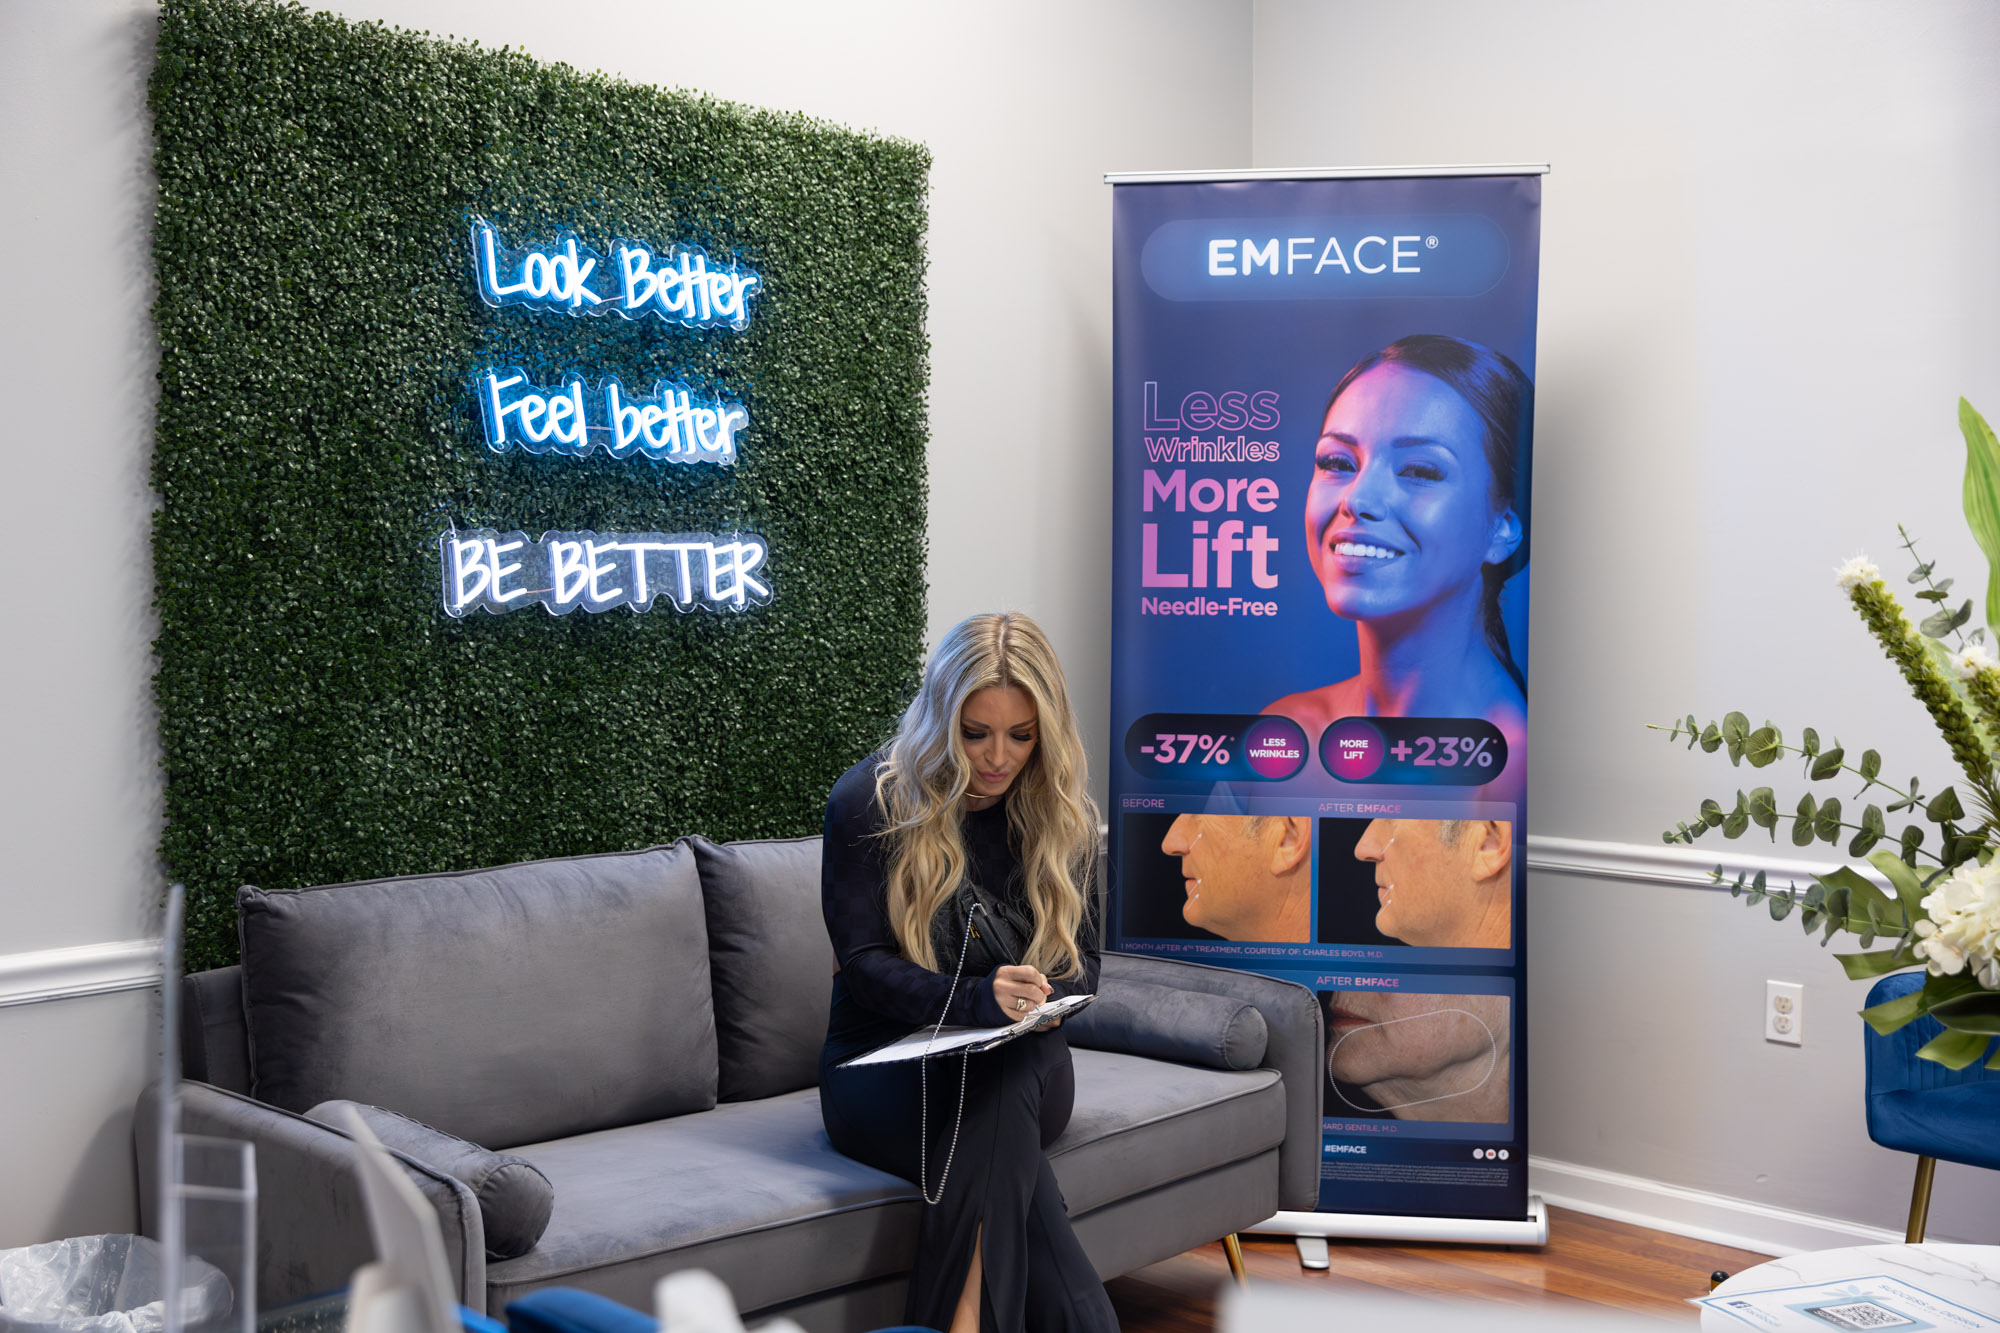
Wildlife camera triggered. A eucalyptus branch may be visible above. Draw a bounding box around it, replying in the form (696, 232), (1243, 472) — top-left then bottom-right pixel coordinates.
(1643, 724), (1908, 802)
(1720, 872), (1916, 941)
(1899, 524), (1974, 653)
(1708, 865), (1926, 958)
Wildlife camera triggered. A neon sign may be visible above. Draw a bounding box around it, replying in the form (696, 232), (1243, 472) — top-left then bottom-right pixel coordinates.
(471, 220), (760, 329)
(443, 528), (771, 616)
(478, 369), (747, 464)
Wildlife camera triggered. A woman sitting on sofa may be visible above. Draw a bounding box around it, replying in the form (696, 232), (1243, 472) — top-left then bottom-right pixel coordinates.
(818, 611), (1117, 1333)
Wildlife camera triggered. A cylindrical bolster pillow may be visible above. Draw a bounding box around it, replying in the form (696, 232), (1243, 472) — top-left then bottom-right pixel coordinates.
(307, 1099), (554, 1260)
(1065, 980), (1269, 1069)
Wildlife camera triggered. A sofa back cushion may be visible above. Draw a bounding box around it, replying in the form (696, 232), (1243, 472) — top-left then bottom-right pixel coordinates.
(181, 964), (252, 1094)
(689, 835), (834, 1100)
(237, 843), (717, 1149)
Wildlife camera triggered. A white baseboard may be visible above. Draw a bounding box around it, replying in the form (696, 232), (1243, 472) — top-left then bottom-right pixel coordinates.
(0, 938), (163, 1009)
(1529, 1155), (1904, 1257)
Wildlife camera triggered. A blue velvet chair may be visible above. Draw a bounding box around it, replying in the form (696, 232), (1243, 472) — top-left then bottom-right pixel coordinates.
(1863, 971), (2000, 1241)
(504, 1287), (925, 1333)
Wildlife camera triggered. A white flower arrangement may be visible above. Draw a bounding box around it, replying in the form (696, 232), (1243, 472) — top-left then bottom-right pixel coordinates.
(1914, 858), (2000, 989)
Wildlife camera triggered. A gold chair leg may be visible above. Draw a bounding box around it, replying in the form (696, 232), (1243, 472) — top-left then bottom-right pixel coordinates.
(1223, 1232), (1248, 1286)
(1906, 1155), (1937, 1244)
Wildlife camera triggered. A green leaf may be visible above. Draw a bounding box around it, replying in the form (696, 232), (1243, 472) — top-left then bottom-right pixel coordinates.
(1901, 824), (1926, 863)
(1887, 779), (1925, 814)
(1961, 397), (2000, 629)
(1790, 793), (1816, 847)
(1919, 599), (1974, 639)
(1746, 727), (1783, 768)
(1860, 749), (1882, 781)
(1722, 711), (1751, 763)
(1849, 804), (1886, 856)
(1910, 560), (1936, 584)
(1948, 832), (1985, 866)
(1926, 786), (1965, 823)
(1818, 865), (1896, 922)
(1700, 798), (1724, 828)
(1801, 727), (1821, 758)
(1867, 849), (1926, 918)
(1699, 722), (1722, 753)
(1915, 1027), (1994, 1070)
(1747, 787), (1779, 837)
(1813, 796), (1843, 843)
(1929, 990), (2000, 1035)
(1723, 792), (1750, 839)
(1836, 944), (1920, 980)
(1860, 986), (1927, 1034)
(1809, 746), (1845, 781)
(1820, 886), (1851, 942)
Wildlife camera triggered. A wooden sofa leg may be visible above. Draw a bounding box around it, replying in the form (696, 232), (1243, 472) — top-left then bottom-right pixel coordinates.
(1223, 1233), (1248, 1286)
(1906, 1155), (1937, 1244)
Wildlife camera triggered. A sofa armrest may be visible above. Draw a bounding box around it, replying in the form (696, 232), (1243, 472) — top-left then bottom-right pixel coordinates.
(1099, 953), (1323, 1213)
(1066, 979), (1269, 1070)
(137, 1081), (487, 1310)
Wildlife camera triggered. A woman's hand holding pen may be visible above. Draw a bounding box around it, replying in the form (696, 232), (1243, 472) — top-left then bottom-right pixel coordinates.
(993, 964), (1053, 1025)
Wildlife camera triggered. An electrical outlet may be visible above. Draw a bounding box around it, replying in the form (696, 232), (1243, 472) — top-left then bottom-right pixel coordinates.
(1766, 980), (1804, 1045)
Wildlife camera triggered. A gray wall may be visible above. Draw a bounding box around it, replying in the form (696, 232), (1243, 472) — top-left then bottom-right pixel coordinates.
(1251, 0), (2000, 1245)
(5, 0), (1998, 1254)
(0, 0), (1250, 1246)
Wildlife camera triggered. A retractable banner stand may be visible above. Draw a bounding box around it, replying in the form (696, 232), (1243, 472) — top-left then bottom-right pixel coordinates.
(1105, 167), (1547, 1247)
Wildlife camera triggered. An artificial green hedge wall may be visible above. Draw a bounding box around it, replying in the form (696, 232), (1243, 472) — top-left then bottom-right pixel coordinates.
(151, 0), (930, 970)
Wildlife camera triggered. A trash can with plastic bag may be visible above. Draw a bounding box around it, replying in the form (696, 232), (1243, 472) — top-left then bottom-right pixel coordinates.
(0, 1235), (232, 1333)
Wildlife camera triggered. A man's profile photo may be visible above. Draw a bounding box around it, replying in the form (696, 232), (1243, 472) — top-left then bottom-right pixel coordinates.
(1317, 817), (1513, 950)
(1115, 810), (1312, 943)
(1161, 812), (1312, 943)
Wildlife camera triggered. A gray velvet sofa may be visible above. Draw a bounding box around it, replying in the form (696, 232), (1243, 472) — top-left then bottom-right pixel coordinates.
(136, 837), (1321, 1332)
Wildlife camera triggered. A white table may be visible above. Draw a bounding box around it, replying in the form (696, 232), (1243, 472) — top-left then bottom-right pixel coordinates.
(1702, 1243), (2000, 1329)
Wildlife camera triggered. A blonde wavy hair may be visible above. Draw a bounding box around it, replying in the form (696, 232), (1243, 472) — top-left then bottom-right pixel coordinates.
(873, 612), (1099, 979)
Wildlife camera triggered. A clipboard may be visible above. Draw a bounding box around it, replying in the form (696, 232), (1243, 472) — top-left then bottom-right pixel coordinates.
(840, 993), (1096, 1067)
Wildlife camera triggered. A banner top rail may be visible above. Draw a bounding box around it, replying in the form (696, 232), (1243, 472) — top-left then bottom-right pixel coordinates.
(1102, 164), (1549, 185)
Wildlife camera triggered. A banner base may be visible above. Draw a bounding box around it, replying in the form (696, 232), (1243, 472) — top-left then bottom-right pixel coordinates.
(1248, 1195), (1550, 1259)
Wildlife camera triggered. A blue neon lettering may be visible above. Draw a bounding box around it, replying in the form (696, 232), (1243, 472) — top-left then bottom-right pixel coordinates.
(471, 219), (758, 329)
(442, 529), (772, 617)
(478, 369), (744, 464)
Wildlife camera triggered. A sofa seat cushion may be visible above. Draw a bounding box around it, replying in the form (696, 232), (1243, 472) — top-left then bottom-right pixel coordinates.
(488, 1091), (917, 1314)
(1051, 1048), (1284, 1217)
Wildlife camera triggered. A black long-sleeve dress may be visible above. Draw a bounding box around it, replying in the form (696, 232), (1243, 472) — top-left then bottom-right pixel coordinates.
(817, 755), (1119, 1333)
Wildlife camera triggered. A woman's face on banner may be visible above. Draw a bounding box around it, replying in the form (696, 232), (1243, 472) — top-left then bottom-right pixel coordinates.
(1305, 363), (1503, 624)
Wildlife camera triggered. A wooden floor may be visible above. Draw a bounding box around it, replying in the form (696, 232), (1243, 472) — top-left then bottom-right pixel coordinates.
(1104, 1207), (1773, 1330)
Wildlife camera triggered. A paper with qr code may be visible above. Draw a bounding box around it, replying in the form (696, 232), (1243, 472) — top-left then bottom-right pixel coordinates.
(1695, 1275), (2000, 1330)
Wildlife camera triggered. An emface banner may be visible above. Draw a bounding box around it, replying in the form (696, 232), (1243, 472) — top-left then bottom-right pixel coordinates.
(1107, 170), (1543, 1229)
